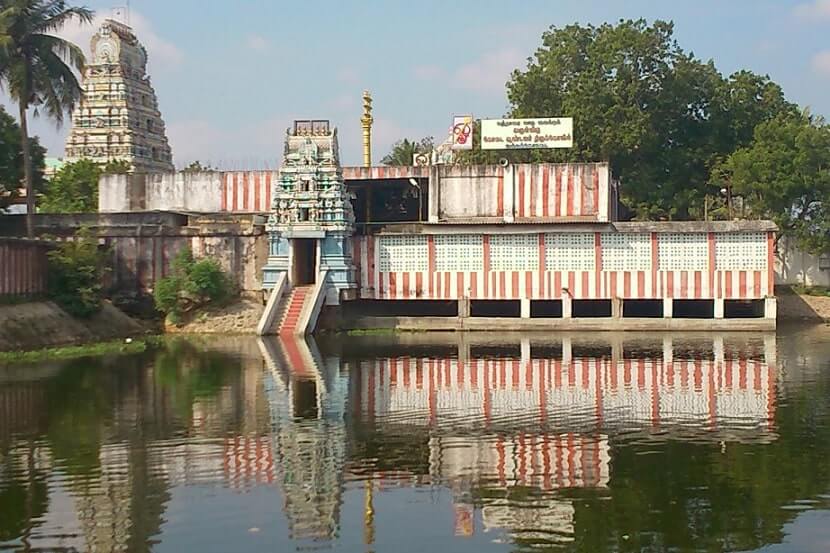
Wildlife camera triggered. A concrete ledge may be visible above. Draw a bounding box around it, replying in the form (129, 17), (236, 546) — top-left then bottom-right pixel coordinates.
(344, 316), (776, 332)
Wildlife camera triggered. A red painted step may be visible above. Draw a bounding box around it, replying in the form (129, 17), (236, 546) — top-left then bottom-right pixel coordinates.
(278, 285), (313, 335)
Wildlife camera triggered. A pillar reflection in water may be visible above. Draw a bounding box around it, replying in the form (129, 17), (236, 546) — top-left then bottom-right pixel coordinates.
(259, 332), (777, 548)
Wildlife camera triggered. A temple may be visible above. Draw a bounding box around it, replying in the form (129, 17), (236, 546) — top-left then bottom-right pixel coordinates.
(64, 19), (174, 172)
(97, 118), (778, 333)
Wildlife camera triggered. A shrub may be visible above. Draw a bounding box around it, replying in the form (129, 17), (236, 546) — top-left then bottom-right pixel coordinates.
(46, 229), (107, 318)
(153, 247), (234, 322)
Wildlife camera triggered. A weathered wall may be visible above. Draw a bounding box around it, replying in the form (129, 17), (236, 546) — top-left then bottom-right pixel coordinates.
(429, 163), (613, 223)
(0, 213), (268, 296)
(0, 239), (50, 299)
(98, 163), (613, 223)
(776, 236), (830, 287)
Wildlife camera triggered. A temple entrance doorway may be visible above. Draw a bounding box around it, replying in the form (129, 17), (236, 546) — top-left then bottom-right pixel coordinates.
(291, 239), (317, 286)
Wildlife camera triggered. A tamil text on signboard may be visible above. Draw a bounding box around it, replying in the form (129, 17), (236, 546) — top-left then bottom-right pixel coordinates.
(481, 117), (573, 150)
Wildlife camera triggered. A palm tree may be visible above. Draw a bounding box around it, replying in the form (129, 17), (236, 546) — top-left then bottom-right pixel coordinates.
(381, 136), (434, 166)
(0, 0), (93, 236)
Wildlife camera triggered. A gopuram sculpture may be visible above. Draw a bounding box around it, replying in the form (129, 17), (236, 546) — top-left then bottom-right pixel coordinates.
(64, 19), (174, 172)
(263, 120), (358, 304)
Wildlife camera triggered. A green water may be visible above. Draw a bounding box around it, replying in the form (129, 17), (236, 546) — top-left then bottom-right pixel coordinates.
(1, 328), (829, 552)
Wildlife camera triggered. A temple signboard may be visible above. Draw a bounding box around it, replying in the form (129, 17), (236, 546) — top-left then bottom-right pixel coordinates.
(481, 117), (573, 150)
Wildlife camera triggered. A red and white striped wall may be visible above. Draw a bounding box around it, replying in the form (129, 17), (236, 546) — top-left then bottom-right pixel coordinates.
(434, 433), (611, 491)
(215, 167), (431, 212)
(357, 356), (776, 430)
(219, 171), (277, 212)
(512, 163), (607, 220)
(223, 435), (276, 489)
(352, 231), (775, 301)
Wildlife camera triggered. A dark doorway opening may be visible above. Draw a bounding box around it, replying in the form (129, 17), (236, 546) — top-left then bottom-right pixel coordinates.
(724, 299), (764, 318)
(343, 299), (457, 317)
(531, 300), (563, 318)
(292, 380), (318, 419)
(572, 300), (612, 318)
(470, 300), (521, 318)
(292, 239), (317, 285)
(673, 300), (714, 319)
(623, 299), (663, 318)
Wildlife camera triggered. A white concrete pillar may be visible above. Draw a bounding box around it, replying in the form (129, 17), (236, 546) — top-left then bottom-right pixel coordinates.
(562, 294), (572, 318)
(714, 298), (725, 319)
(503, 166), (515, 223)
(713, 336), (725, 367)
(611, 298), (623, 319)
(521, 298), (531, 318)
(764, 334), (777, 367)
(562, 337), (572, 365)
(764, 297), (777, 320)
(663, 298), (673, 318)
(458, 297), (470, 318)
(521, 338), (531, 367)
(662, 336), (673, 366)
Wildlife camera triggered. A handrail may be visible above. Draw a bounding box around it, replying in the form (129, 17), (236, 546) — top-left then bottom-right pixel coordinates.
(255, 272), (287, 335)
(296, 270), (329, 335)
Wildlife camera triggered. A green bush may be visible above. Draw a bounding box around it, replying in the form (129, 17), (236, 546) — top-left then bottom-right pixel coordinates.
(153, 248), (234, 322)
(46, 229), (107, 318)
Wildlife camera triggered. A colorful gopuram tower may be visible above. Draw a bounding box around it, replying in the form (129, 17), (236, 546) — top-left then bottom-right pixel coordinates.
(64, 19), (174, 172)
(262, 120), (357, 305)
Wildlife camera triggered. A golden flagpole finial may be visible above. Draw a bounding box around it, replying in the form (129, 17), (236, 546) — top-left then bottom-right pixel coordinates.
(360, 90), (373, 167)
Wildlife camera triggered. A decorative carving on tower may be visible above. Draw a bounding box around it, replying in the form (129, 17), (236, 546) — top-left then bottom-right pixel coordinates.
(64, 19), (174, 172)
(263, 120), (358, 304)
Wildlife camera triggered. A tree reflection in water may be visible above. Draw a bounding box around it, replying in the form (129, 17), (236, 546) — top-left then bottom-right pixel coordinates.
(0, 330), (829, 552)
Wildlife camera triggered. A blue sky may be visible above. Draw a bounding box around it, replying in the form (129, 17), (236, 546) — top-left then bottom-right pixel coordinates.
(2, 0), (829, 168)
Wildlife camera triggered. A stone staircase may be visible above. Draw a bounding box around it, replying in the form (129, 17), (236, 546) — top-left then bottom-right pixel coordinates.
(277, 285), (314, 335)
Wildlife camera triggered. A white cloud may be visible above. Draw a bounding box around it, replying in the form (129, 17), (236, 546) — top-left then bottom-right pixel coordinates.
(166, 117), (291, 170)
(245, 33), (270, 52)
(55, 11), (183, 72)
(811, 50), (830, 77)
(328, 94), (356, 110)
(337, 67), (361, 84)
(413, 64), (445, 81)
(452, 47), (524, 95)
(794, 0), (830, 20)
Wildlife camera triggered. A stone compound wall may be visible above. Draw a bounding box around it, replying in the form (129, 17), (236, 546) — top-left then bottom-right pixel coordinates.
(0, 213), (268, 298)
(0, 239), (50, 299)
(776, 236), (830, 288)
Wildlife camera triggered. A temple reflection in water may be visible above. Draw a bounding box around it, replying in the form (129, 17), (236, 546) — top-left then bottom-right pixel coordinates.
(0, 332), (784, 551)
(260, 332), (777, 546)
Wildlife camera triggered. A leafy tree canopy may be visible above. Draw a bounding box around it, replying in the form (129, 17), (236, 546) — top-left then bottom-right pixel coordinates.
(457, 19), (797, 220)
(381, 137), (434, 166)
(0, 105), (45, 211)
(719, 113), (830, 254)
(40, 158), (100, 213)
(181, 160), (216, 173)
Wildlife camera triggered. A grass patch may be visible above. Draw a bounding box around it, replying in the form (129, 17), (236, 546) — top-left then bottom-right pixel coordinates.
(0, 338), (160, 365)
(344, 328), (399, 336)
(792, 284), (830, 297)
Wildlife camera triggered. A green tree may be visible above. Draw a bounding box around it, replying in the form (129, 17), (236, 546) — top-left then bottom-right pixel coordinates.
(40, 158), (100, 212)
(154, 247), (234, 323)
(719, 114), (830, 254)
(0, 104), (45, 211)
(46, 227), (107, 317)
(496, 19), (796, 219)
(181, 160), (216, 173)
(103, 158), (131, 174)
(381, 137), (434, 166)
(0, 0), (93, 234)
